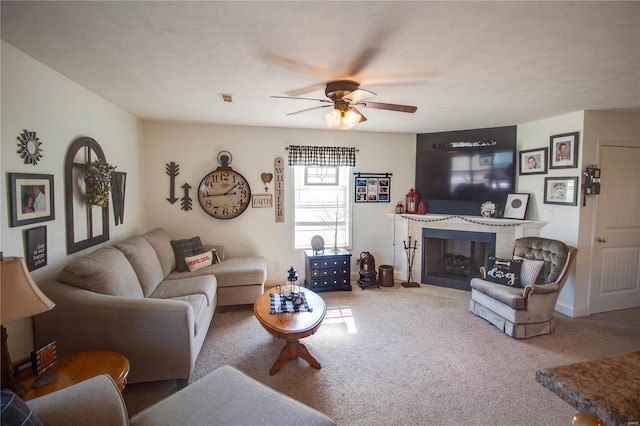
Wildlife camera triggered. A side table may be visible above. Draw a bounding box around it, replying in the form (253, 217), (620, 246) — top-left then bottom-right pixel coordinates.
(16, 350), (130, 401)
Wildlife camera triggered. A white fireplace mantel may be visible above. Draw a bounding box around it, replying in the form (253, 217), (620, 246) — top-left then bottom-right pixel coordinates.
(389, 213), (547, 283)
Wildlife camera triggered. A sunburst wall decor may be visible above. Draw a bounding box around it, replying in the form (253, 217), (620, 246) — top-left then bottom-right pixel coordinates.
(17, 129), (43, 165)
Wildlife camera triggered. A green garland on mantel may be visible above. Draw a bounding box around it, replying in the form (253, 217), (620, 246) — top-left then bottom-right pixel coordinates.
(84, 159), (116, 208)
(398, 213), (522, 228)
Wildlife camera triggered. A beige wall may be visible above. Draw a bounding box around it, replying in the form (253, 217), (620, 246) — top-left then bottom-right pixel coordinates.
(516, 112), (585, 316)
(142, 121), (416, 285)
(1, 42), (145, 360)
(516, 110), (640, 317)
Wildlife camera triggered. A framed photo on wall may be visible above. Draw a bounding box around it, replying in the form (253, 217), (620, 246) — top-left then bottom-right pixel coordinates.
(544, 176), (578, 206)
(354, 175), (391, 203)
(8, 173), (55, 227)
(503, 193), (530, 219)
(519, 148), (547, 175)
(549, 132), (579, 169)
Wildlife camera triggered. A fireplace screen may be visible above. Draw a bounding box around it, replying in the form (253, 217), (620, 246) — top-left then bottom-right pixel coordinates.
(422, 229), (496, 291)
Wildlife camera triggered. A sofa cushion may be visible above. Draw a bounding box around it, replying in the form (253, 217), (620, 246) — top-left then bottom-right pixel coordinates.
(150, 275), (216, 307)
(116, 235), (164, 296)
(142, 228), (176, 277)
(59, 247), (144, 298)
(129, 365), (337, 426)
(171, 237), (204, 272)
(1, 389), (42, 426)
(470, 278), (526, 309)
(485, 257), (523, 288)
(166, 256), (267, 288)
(169, 294), (209, 336)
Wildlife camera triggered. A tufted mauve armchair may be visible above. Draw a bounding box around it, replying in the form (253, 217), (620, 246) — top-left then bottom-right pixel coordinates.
(469, 237), (577, 338)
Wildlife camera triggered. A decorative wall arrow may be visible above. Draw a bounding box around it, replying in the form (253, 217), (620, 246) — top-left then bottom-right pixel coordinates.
(166, 162), (179, 204)
(181, 182), (192, 211)
(111, 171), (127, 225)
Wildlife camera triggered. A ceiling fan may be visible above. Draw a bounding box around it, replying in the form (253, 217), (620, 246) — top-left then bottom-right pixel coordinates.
(271, 80), (417, 129)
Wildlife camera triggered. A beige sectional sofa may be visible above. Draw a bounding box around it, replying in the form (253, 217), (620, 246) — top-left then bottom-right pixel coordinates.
(18, 366), (336, 425)
(34, 228), (267, 384)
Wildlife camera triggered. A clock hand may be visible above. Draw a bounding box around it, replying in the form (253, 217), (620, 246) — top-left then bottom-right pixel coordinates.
(223, 182), (241, 195)
(204, 192), (236, 197)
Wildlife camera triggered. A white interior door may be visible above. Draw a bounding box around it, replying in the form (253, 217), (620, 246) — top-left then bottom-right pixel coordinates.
(590, 144), (640, 313)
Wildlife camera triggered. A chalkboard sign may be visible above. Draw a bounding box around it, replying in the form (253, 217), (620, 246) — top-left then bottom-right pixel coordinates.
(25, 225), (47, 271)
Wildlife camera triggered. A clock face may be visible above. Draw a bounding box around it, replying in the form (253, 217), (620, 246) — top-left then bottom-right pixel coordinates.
(198, 169), (251, 219)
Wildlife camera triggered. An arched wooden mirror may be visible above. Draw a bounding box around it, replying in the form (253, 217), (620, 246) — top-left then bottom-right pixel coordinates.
(65, 137), (110, 254)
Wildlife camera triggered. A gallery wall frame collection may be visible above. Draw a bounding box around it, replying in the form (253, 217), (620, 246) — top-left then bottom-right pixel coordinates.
(354, 172), (392, 203)
(516, 131), (580, 208)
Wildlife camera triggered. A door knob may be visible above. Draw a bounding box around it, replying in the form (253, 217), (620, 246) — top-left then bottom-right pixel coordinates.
(597, 236), (607, 243)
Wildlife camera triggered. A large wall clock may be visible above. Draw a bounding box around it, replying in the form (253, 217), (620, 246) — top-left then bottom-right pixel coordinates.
(198, 151), (251, 219)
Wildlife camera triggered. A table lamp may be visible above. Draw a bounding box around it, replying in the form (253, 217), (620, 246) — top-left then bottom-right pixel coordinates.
(1, 256), (55, 391)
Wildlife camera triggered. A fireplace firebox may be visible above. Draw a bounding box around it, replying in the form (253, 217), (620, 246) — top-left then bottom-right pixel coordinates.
(422, 228), (496, 291)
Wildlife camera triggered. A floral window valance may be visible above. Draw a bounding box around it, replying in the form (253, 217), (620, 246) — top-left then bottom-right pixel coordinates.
(287, 145), (357, 167)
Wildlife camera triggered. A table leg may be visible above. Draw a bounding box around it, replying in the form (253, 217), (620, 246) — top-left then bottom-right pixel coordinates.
(269, 340), (321, 375)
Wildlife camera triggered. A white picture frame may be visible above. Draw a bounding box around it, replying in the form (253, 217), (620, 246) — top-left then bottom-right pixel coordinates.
(252, 194), (273, 208)
(503, 193), (530, 220)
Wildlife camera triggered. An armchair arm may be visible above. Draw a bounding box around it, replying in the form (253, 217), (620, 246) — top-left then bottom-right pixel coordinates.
(35, 280), (195, 383)
(27, 375), (128, 426)
(525, 283), (560, 295)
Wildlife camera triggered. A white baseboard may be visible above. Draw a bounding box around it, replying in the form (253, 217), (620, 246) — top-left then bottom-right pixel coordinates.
(555, 301), (590, 318)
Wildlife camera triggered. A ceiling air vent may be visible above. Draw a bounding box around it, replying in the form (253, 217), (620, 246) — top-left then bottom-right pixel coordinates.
(219, 93), (233, 103)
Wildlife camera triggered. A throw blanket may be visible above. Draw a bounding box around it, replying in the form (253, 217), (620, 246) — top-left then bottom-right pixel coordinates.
(270, 292), (313, 314)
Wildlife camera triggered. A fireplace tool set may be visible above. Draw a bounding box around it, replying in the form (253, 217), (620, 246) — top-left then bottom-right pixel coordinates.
(401, 236), (420, 288)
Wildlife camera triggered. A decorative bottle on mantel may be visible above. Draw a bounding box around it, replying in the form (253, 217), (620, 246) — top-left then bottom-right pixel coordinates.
(417, 201), (426, 215)
(406, 188), (418, 214)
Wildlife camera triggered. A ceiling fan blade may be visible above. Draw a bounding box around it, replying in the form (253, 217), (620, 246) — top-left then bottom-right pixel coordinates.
(351, 106), (367, 123)
(344, 28), (391, 76)
(345, 46), (381, 77)
(271, 95), (331, 103)
(344, 88), (376, 103)
(287, 105), (333, 116)
(358, 101), (417, 113)
(286, 83), (327, 97)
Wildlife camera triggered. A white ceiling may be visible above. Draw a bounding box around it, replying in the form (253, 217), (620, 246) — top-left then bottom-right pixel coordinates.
(2, 1), (639, 134)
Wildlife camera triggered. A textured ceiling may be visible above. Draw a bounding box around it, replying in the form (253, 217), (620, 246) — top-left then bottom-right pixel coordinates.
(1, 1), (639, 134)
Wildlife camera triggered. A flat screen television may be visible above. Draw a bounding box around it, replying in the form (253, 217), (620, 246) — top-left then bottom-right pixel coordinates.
(415, 126), (516, 216)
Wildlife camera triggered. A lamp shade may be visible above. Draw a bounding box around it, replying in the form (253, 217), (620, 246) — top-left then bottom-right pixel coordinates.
(1, 257), (55, 325)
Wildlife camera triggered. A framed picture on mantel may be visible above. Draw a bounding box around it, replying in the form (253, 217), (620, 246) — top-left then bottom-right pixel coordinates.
(502, 193), (530, 220)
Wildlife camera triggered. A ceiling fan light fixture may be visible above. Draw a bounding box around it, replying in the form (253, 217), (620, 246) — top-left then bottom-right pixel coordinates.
(324, 108), (342, 128)
(324, 106), (361, 130)
(341, 108), (361, 129)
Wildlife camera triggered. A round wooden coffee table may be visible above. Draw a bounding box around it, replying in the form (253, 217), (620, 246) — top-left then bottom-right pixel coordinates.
(254, 287), (327, 375)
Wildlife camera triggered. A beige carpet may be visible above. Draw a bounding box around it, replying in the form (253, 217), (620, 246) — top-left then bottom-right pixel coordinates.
(123, 283), (640, 425)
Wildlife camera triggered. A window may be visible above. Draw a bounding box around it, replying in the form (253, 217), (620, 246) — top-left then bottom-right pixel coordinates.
(293, 166), (351, 250)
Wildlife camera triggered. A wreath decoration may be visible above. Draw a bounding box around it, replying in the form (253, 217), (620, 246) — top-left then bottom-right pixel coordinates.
(84, 159), (116, 207)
